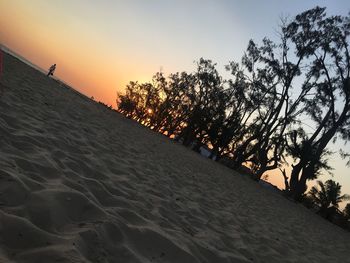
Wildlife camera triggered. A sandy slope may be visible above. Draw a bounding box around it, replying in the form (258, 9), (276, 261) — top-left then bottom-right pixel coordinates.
(0, 51), (349, 263)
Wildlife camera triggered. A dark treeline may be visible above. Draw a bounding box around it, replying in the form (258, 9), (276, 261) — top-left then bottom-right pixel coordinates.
(117, 7), (350, 203)
(305, 179), (350, 229)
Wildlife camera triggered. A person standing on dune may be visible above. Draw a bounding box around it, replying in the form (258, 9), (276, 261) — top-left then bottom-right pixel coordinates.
(47, 64), (56, 77)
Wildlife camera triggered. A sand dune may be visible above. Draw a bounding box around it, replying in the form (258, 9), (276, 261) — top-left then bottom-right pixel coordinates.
(0, 51), (349, 263)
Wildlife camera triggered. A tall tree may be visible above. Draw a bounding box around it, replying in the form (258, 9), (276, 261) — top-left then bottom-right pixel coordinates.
(227, 33), (308, 180)
(285, 7), (350, 200)
(178, 58), (225, 149)
(154, 71), (196, 137)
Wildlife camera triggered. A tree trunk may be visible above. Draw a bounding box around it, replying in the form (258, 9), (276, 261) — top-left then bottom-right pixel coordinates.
(289, 162), (304, 200)
(289, 164), (308, 201)
(280, 169), (290, 191)
(253, 168), (265, 181)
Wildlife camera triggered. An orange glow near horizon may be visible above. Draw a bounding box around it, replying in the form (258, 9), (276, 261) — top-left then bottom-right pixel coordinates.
(0, 1), (157, 107)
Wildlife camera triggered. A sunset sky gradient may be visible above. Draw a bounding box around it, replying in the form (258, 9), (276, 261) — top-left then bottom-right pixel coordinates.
(0, 0), (349, 197)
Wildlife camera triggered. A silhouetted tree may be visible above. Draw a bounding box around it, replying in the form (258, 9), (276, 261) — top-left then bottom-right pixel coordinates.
(117, 75), (164, 127)
(284, 7), (350, 200)
(227, 32), (307, 179)
(308, 179), (350, 220)
(177, 58), (226, 150)
(116, 81), (139, 118)
(163, 72), (197, 137)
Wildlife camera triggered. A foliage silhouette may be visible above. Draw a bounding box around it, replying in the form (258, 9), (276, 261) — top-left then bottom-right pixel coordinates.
(344, 203), (350, 220)
(117, 6), (350, 203)
(308, 180), (350, 220)
(284, 7), (350, 200)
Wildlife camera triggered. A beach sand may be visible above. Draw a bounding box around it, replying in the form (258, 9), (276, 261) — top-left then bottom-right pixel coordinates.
(0, 51), (349, 263)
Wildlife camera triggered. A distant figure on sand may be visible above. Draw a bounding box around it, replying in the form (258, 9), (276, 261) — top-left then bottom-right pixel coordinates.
(47, 64), (56, 77)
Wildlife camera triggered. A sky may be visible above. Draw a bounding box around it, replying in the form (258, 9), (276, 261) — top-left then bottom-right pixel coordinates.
(0, 0), (349, 200)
